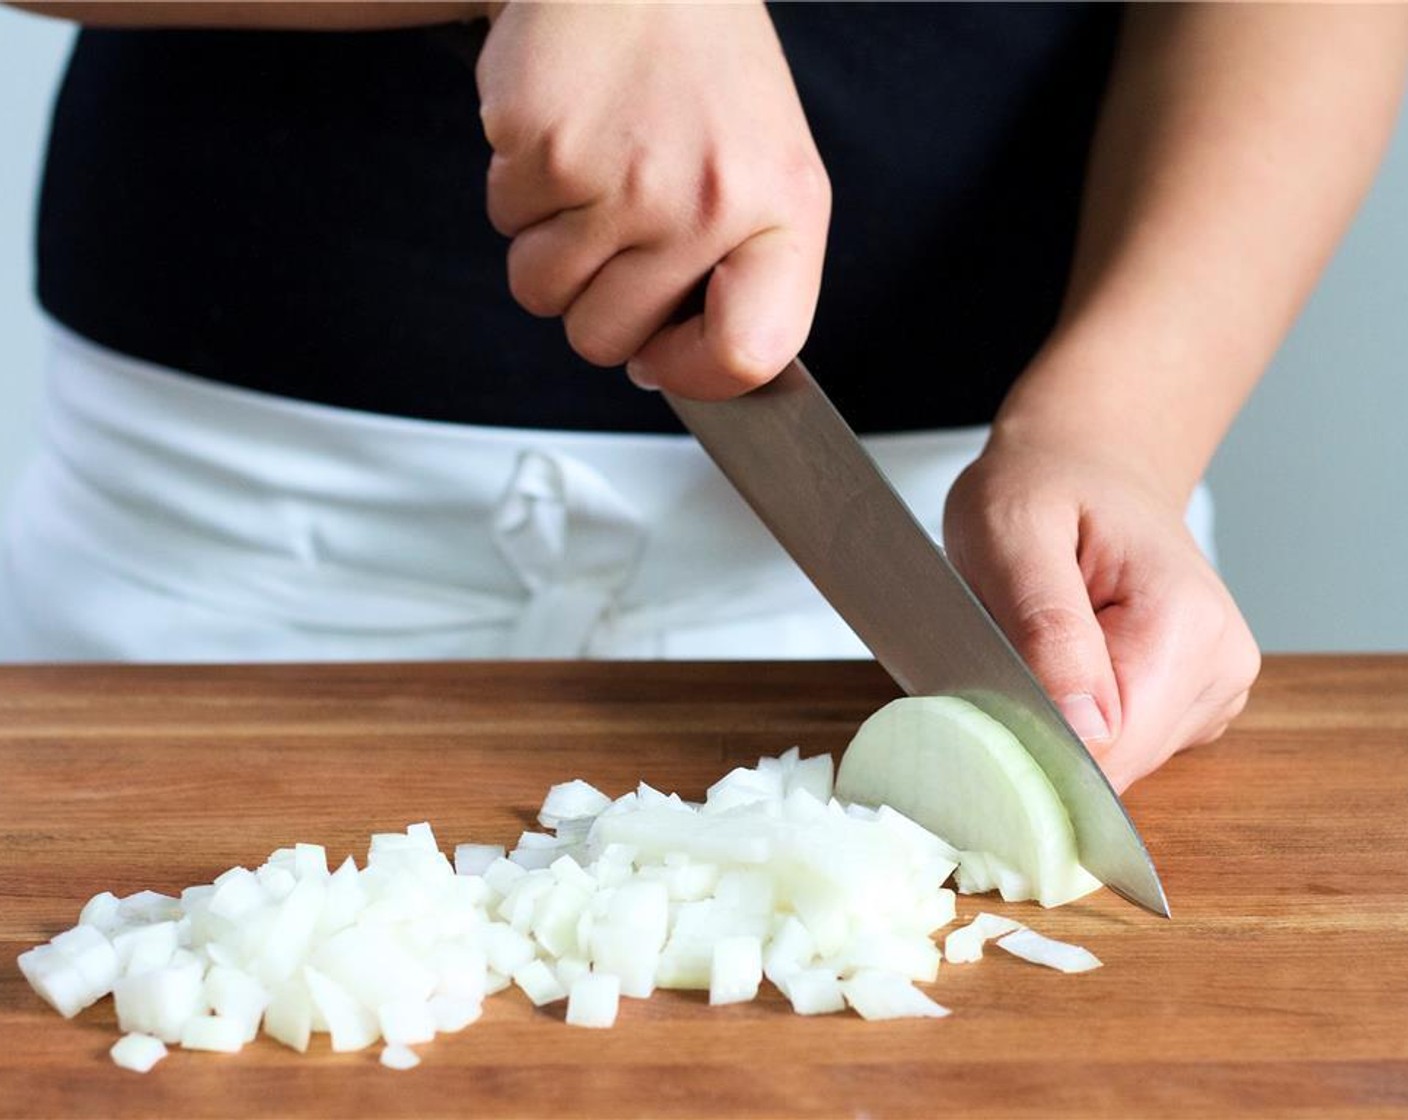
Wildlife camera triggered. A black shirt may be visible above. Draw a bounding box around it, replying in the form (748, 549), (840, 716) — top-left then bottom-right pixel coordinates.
(35, 4), (1121, 434)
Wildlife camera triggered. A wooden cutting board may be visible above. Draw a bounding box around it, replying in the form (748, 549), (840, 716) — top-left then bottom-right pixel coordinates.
(1, 655), (1405, 1118)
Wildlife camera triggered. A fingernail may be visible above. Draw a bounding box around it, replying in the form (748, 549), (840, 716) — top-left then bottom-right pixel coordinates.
(626, 360), (659, 391)
(1058, 693), (1111, 743)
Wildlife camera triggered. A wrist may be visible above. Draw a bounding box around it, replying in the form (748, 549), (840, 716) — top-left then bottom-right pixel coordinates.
(989, 344), (1207, 512)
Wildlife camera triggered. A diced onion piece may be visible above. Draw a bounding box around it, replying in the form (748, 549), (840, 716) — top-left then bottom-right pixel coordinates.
(943, 913), (1024, 965)
(113, 921), (178, 976)
(996, 928), (1103, 974)
(18, 945), (92, 1019)
(782, 968), (846, 1016)
(566, 973), (620, 1028)
(303, 966), (379, 1052)
(512, 960), (567, 1007)
(264, 979), (313, 1053)
(704, 766), (783, 814)
(79, 892), (122, 934)
(840, 970), (950, 1021)
(203, 966), (269, 1042)
(785, 753), (835, 804)
(179, 1014), (246, 1053)
(538, 779), (612, 829)
(257, 865), (297, 902)
(207, 868), (264, 921)
(378, 999), (437, 1045)
(110, 1032), (168, 1073)
(118, 891), (181, 925)
(294, 844), (329, 880)
(454, 844), (505, 878)
(482, 858), (528, 898)
(429, 995), (482, 1033)
(380, 1044), (421, 1071)
(482, 923), (536, 978)
(114, 959), (205, 1043)
(709, 935), (763, 1006)
(51, 925), (120, 996)
(554, 957), (591, 990)
(762, 916), (816, 987)
(406, 822), (438, 851)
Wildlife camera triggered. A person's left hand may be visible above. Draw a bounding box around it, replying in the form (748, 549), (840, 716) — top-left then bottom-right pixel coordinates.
(942, 433), (1261, 792)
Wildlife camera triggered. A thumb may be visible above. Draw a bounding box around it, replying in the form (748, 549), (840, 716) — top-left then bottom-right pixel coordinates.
(626, 224), (823, 400)
(948, 511), (1122, 753)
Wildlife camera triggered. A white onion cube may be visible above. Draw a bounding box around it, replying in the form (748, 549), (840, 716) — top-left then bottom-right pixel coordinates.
(565, 973), (620, 1029)
(263, 978), (312, 1052)
(482, 923), (536, 977)
(50, 925), (120, 996)
(294, 843), (329, 880)
(538, 779), (612, 827)
(841, 970), (950, 1021)
(18, 945), (92, 1019)
(114, 959), (207, 1043)
(208, 868), (264, 921)
(118, 892), (181, 924)
(454, 844), (505, 877)
(256, 864), (297, 901)
(785, 754), (835, 804)
(762, 916), (816, 986)
(180, 1014), (246, 1053)
(783, 968), (846, 1016)
(378, 999), (437, 1046)
(406, 822), (438, 850)
(512, 959), (567, 1007)
(204, 966), (269, 1042)
(79, 892), (123, 933)
(303, 966), (379, 1052)
(113, 922), (179, 976)
(110, 1032), (168, 1073)
(482, 857), (527, 898)
(709, 936), (762, 1006)
(380, 1043), (421, 1070)
(429, 995), (482, 1033)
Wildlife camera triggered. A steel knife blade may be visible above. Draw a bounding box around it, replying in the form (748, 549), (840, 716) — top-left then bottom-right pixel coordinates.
(665, 358), (1169, 918)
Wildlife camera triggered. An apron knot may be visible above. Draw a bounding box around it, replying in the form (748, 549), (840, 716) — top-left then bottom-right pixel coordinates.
(491, 449), (646, 656)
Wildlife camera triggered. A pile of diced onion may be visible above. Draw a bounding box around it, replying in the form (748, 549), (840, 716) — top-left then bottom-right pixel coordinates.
(19, 748), (1100, 1073)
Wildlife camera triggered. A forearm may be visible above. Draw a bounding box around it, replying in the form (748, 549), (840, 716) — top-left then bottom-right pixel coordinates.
(9, 2), (485, 29)
(995, 3), (1408, 507)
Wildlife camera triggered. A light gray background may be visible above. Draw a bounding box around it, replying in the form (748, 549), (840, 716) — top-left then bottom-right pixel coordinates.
(1, 7), (1404, 652)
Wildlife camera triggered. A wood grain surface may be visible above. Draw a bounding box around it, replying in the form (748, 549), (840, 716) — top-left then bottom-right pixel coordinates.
(1, 655), (1406, 1118)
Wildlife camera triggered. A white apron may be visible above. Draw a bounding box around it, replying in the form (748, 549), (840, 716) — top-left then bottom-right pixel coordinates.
(0, 325), (1215, 662)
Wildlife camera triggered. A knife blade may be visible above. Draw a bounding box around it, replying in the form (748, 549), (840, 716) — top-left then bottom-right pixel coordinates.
(665, 358), (1169, 918)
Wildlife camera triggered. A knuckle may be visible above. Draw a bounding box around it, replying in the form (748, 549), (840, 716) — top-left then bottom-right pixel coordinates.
(485, 159), (518, 237)
(1187, 722), (1228, 750)
(623, 154), (683, 233)
(1011, 602), (1094, 657)
(1192, 583), (1262, 694)
(710, 332), (790, 395)
(693, 157), (749, 235)
(477, 98), (522, 154)
(537, 127), (579, 188)
(785, 152), (831, 220)
(506, 252), (565, 318)
(563, 314), (630, 369)
(1231, 637), (1262, 695)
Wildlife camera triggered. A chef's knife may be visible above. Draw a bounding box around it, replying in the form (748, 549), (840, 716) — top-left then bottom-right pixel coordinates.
(664, 358), (1169, 918)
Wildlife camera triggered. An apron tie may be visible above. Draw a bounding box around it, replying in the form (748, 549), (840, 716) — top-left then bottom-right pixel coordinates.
(491, 450), (646, 657)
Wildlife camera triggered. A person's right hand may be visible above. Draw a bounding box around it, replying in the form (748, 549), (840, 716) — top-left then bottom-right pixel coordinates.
(475, 2), (830, 399)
